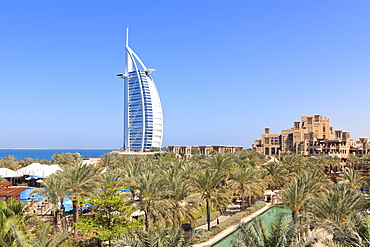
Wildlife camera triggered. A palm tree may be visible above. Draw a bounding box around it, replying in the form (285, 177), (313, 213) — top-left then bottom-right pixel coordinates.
(135, 169), (165, 231)
(192, 168), (225, 231)
(312, 183), (366, 224)
(60, 162), (102, 237)
(280, 169), (331, 225)
(232, 217), (318, 247)
(209, 187), (231, 215)
(347, 155), (363, 171)
(51, 152), (83, 167)
(0, 198), (30, 246)
(230, 166), (264, 210)
(312, 184), (368, 246)
(19, 158), (35, 168)
(121, 160), (143, 202)
(302, 157), (324, 171)
(114, 225), (195, 247)
(203, 153), (232, 172)
(1, 155), (20, 170)
(102, 171), (125, 188)
(98, 152), (120, 168)
(10, 221), (69, 247)
(31, 175), (66, 235)
(337, 167), (368, 191)
(262, 161), (289, 191)
(322, 155), (342, 172)
(280, 153), (304, 173)
(235, 150), (266, 167)
(161, 165), (194, 226)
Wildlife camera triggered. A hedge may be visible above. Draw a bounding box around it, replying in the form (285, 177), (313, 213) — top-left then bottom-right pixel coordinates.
(195, 211), (221, 227)
(194, 201), (267, 244)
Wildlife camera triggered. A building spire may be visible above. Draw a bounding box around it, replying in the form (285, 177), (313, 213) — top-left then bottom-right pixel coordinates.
(126, 27), (129, 46)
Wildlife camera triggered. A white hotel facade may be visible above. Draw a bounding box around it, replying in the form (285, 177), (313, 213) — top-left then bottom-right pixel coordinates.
(117, 29), (163, 152)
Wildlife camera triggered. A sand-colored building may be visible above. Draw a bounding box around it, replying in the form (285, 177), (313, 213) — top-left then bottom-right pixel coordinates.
(168, 145), (243, 159)
(253, 114), (369, 158)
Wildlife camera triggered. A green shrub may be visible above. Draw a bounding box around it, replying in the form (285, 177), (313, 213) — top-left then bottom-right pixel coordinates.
(194, 201), (267, 244)
(195, 211), (221, 227)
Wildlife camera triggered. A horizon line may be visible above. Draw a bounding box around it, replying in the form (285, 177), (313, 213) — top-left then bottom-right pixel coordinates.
(0, 148), (117, 150)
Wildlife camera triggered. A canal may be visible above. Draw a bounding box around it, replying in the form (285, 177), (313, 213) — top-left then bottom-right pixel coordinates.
(212, 206), (291, 247)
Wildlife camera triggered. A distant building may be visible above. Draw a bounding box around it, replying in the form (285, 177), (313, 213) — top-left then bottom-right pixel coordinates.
(253, 114), (369, 158)
(116, 28), (163, 152)
(168, 145), (243, 159)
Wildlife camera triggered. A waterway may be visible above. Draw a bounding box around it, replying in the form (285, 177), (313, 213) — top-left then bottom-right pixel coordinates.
(212, 206), (291, 247)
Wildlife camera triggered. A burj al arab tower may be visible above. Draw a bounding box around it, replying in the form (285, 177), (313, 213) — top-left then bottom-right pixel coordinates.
(116, 29), (163, 152)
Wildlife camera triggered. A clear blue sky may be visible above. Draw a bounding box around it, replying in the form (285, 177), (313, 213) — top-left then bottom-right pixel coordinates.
(1, 1), (370, 148)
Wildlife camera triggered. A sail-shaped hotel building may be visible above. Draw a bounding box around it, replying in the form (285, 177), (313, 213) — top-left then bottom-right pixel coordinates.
(116, 29), (163, 152)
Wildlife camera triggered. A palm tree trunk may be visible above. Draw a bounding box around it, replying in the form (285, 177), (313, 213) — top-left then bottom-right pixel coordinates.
(145, 211), (149, 231)
(52, 207), (58, 235)
(292, 210), (298, 225)
(241, 189), (245, 211)
(206, 198), (211, 231)
(72, 200), (79, 238)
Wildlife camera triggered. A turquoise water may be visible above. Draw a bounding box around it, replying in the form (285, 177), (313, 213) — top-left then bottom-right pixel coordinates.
(0, 149), (115, 160)
(212, 206), (292, 247)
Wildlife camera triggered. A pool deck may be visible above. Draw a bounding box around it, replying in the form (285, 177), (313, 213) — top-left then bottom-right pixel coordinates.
(191, 203), (272, 247)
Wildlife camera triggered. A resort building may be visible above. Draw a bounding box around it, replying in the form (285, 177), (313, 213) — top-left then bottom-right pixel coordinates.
(117, 28), (163, 152)
(0, 182), (25, 201)
(253, 114), (370, 158)
(168, 145), (243, 159)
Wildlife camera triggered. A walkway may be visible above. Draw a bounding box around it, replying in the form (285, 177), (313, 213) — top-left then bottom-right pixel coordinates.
(192, 203), (271, 247)
(194, 203), (241, 233)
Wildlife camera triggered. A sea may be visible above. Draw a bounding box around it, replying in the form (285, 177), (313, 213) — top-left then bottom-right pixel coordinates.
(0, 149), (116, 160)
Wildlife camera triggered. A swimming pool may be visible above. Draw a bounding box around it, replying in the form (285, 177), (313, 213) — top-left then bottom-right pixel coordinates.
(212, 206), (292, 247)
(19, 187), (73, 212)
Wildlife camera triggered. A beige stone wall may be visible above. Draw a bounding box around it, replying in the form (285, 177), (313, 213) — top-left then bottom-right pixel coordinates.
(168, 145), (244, 158)
(253, 114), (370, 158)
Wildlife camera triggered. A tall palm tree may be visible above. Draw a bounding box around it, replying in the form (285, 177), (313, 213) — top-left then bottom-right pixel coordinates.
(312, 184), (368, 246)
(115, 225), (195, 247)
(230, 166), (264, 210)
(203, 154), (232, 172)
(322, 155), (342, 172)
(235, 150), (266, 167)
(312, 183), (367, 224)
(61, 162), (102, 237)
(262, 161), (289, 191)
(337, 167), (368, 191)
(19, 158), (35, 168)
(280, 169), (331, 225)
(98, 152), (120, 168)
(232, 217), (318, 247)
(51, 152), (83, 167)
(135, 169), (165, 231)
(209, 187), (231, 215)
(347, 155), (363, 171)
(121, 161), (142, 202)
(192, 168), (225, 231)
(31, 175), (66, 235)
(161, 165), (194, 226)
(280, 153), (304, 173)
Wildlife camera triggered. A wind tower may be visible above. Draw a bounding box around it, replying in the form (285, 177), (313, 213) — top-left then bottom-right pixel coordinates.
(116, 28), (163, 152)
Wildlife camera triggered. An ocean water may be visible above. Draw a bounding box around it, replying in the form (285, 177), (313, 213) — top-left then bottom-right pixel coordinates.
(0, 149), (115, 160)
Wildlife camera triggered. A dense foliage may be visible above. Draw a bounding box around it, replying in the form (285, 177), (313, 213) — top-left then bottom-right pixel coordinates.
(1, 150), (370, 246)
